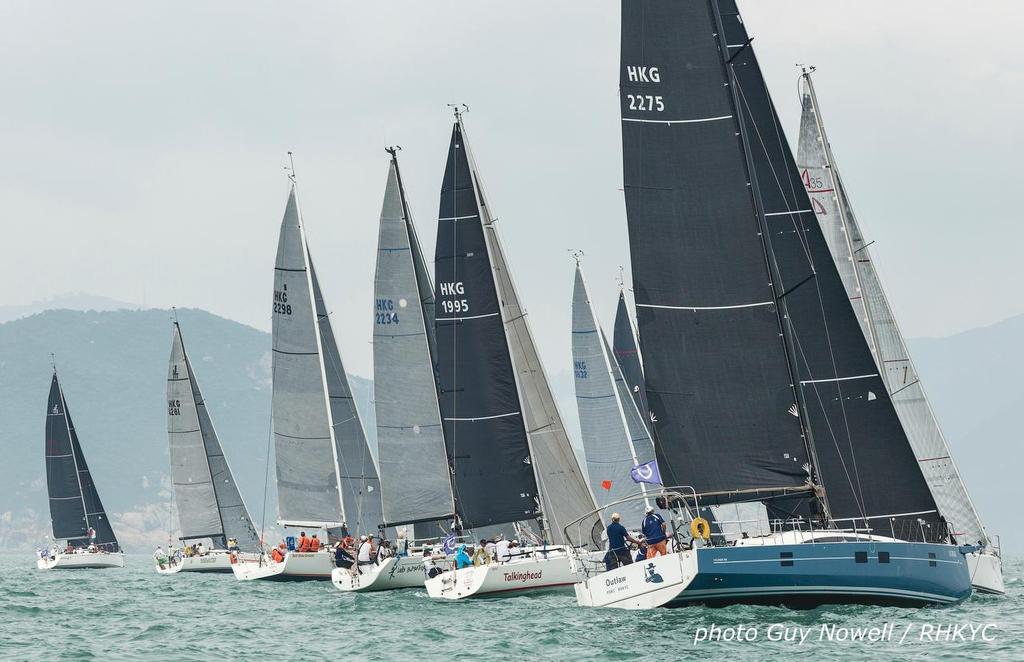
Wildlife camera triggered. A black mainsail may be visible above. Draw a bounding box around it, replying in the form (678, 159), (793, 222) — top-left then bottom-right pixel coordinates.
(621, 0), (939, 530)
(434, 119), (541, 532)
(45, 372), (119, 551)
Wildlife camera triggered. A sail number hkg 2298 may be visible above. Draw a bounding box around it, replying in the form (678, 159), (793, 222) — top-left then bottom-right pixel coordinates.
(439, 281), (469, 315)
(273, 286), (292, 316)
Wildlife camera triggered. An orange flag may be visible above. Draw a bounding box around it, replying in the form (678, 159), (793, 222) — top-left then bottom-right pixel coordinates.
(601, 480), (612, 491)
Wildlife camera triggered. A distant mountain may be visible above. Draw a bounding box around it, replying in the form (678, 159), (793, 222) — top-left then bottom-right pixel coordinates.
(0, 293), (142, 324)
(907, 313), (1024, 552)
(0, 308), (373, 552)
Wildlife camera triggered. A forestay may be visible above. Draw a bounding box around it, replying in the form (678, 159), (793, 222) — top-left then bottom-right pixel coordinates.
(374, 152), (455, 528)
(797, 71), (988, 546)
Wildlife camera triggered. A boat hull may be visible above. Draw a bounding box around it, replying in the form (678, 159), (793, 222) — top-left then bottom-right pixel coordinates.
(155, 550), (259, 575)
(332, 555), (427, 592)
(966, 551), (1005, 595)
(36, 552), (125, 570)
(425, 548), (581, 600)
(232, 550), (335, 581)
(574, 541), (972, 609)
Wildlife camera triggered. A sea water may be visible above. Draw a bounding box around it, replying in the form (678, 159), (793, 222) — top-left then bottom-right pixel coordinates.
(1, 554), (1019, 660)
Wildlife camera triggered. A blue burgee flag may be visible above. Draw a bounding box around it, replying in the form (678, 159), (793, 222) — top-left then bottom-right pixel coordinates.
(442, 532), (457, 555)
(630, 459), (662, 485)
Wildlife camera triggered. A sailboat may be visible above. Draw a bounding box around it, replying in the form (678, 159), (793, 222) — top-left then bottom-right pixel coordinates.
(235, 165), (384, 581)
(796, 68), (1004, 595)
(571, 260), (655, 525)
(37, 370), (124, 570)
(333, 147), (456, 593)
(570, 0), (973, 608)
(157, 321), (262, 574)
(424, 112), (602, 600)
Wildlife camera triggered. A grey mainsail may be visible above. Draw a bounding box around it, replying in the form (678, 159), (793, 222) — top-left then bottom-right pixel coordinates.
(271, 185), (345, 529)
(373, 149), (455, 529)
(45, 372), (119, 551)
(571, 263), (653, 525)
(167, 322), (260, 551)
(797, 70), (988, 547)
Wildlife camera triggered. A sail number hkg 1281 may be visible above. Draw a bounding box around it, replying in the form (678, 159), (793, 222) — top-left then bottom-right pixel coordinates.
(439, 281), (469, 315)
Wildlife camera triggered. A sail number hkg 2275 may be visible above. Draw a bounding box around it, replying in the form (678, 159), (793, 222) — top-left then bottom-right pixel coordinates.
(439, 281), (469, 315)
(625, 65), (663, 112)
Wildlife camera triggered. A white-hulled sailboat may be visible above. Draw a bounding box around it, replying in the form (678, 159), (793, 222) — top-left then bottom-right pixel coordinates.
(157, 321), (262, 574)
(37, 370), (124, 570)
(796, 68), (1003, 594)
(235, 162), (384, 581)
(333, 147), (457, 593)
(423, 111), (602, 601)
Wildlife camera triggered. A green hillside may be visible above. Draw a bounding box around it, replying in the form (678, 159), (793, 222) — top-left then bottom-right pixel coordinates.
(0, 308), (373, 551)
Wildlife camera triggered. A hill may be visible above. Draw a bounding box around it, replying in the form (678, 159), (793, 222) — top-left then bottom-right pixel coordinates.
(0, 308), (373, 551)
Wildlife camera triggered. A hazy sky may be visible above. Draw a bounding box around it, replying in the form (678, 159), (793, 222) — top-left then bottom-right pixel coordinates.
(3, 1), (1022, 379)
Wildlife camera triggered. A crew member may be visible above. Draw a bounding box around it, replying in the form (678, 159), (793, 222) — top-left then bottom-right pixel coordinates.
(605, 512), (640, 570)
(642, 505), (668, 558)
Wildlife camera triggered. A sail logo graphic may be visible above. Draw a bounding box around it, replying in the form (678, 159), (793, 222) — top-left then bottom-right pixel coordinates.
(51, 404), (60, 415)
(643, 562), (664, 584)
(172, 366), (179, 379)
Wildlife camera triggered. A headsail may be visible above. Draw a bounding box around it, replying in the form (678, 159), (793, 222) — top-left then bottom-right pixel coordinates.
(797, 70), (988, 546)
(167, 322), (260, 551)
(434, 120), (541, 532)
(621, 0), (939, 532)
(374, 150), (455, 529)
(572, 262), (653, 525)
(45, 372), (119, 550)
(612, 290), (651, 435)
(480, 168), (601, 548)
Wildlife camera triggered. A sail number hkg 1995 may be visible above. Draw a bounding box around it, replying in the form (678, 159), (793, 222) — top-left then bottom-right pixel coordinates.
(625, 65), (663, 112)
(376, 298), (399, 325)
(439, 281), (469, 315)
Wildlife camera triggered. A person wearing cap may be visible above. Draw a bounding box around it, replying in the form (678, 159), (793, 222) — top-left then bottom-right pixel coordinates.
(642, 505), (668, 558)
(334, 539), (356, 573)
(605, 512), (640, 570)
(494, 536), (512, 564)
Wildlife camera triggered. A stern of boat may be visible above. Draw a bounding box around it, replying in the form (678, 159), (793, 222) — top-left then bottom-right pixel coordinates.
(574, 550), (699, 609)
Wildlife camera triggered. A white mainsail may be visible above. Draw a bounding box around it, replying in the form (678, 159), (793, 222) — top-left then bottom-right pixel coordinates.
(373, 152), (455, 529)
(571, 262), (654, 525)
(167, 322), (260, 551)
(460, 125), (601, 546)
(272, 184), (382, 533)
(797, 70), (989, 549)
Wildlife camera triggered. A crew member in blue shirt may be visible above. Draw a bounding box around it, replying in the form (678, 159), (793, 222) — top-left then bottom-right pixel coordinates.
(605, 512), (641, 570)
(641, 505), (668, 558)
